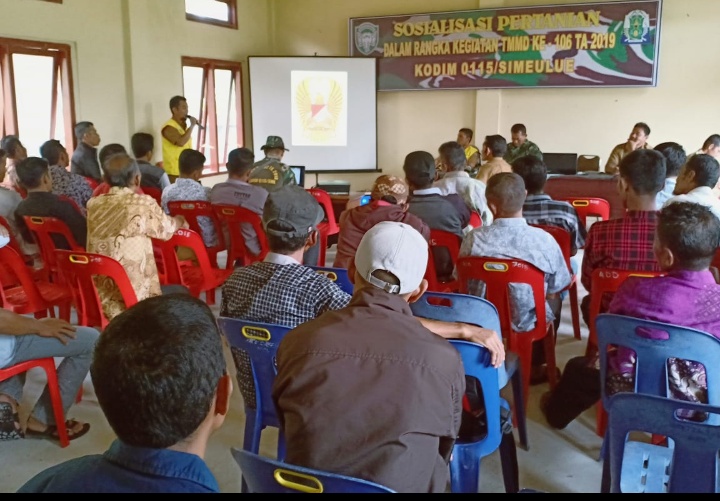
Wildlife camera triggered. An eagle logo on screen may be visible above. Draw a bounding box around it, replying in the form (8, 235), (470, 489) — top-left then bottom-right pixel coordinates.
(295, 77), (344, 144)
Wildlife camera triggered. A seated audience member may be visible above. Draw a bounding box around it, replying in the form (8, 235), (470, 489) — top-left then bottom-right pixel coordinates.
(511, 155), (586, 255)
(476, 135), (513, 185)
(221, 185), (504, 355)
(92, 143), (131, 198)
(542, 202), (720, 429)
(654, 142), (687, 207)
(248, 136), (296, 192)
(14, 157), (88, 248)
(40, 139), (93, 212)
(434, 141), (492, 226)
(18, 295), (231, 493)
(604, 122), (652, 175)
(335, 175), (429, 269)
(272, 221), (466, 493)
(0, 245), (98, 442)
(210, 147), (268, 258)
(131, 132), (170, 191)
(0, 135), (27, 192)
(458, 172), (570, 382)
(457, 127), (481, 172)
(70, 121), (102, 182)
(161, 149), (218, 248)
(580, 149), (665, 351)
(87, 154), (188, 321)
(696, 134), (720, 160)
(0, 149), (37, 258)
(504, 124), (543, 165)
(663, 153), (720, 221)
(404, 150), (470, 280)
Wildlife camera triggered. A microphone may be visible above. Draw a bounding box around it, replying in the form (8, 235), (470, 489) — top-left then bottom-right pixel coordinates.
(188, 116), (205, 130)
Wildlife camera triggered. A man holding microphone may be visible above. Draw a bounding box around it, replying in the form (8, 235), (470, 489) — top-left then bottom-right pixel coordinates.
(161, 96), (200, 183)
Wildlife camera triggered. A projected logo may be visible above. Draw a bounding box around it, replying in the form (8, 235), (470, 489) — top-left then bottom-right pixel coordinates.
(291, 71), (348, 147)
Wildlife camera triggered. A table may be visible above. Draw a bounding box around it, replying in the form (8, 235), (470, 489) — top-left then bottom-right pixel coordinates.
(545, 173), (624, 220)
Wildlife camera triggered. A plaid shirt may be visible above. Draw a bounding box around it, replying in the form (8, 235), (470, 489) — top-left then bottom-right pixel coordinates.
(581, 210), (660, 293)
(523, 194), (587, 254)
(220, 253), (351, 328)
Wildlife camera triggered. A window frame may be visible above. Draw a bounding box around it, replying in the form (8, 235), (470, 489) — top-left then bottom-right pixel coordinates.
(0, 37), (76, 154)
(185, 0), (238, 30)
(181, 56), (244, 175)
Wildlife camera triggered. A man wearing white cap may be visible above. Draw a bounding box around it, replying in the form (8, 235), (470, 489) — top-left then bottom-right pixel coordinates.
(273, 222), (466, 493)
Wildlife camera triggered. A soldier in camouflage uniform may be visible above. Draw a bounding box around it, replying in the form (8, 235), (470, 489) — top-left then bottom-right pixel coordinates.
(249, 136), (297, 193)
(504, 124), (543, 165)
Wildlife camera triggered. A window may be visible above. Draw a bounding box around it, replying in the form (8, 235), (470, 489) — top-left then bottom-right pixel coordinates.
(182, 57), (244, 174)
(185, 0), (237, 29)
(0, 37), (76, 157)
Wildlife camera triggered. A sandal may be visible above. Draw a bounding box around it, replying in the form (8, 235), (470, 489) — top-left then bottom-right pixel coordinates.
(0, 402), (24, 441)
(26, 419), (90, 442)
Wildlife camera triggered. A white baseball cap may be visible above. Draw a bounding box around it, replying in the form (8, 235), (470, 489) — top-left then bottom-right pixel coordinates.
(354, 221), (429, 295)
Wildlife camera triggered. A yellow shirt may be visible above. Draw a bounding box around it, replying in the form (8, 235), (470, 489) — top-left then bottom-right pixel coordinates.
(161, 119), (193, 177)
(465, 145), (480, 165)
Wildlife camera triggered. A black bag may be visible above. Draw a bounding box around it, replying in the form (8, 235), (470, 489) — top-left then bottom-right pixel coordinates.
(459, 376), (519, 493)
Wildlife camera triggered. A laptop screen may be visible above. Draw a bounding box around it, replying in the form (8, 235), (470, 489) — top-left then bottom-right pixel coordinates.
(544, 153), (578, 176)
(290, 166), (305, 187)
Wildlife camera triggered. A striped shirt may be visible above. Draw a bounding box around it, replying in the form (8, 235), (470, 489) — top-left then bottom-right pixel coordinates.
(522, 194), (587, 254)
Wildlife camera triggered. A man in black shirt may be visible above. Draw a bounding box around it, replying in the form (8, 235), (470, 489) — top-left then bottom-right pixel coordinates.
(70, 121), (102, 182)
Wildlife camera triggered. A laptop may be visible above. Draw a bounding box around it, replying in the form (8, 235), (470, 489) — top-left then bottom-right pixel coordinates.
(544, 153), (578, 176)
(289, 166), (305, 187)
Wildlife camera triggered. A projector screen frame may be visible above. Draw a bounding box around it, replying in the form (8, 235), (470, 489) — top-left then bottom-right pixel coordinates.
(247, 55), (380, 174)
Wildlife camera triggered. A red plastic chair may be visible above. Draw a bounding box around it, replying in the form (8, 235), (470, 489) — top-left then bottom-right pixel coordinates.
(142, 186), (163, 205)
(530, 224), (581, 340)
(82, 176), (100, 190)
(0, 359), (70, 447)
(469, 211), (482, 229)
(55, 250), (139, 331)
(425, 229), (461, 293)
(307, 188), (340, 267)
(22, 216), (84, 283)
(456, 256), (559, 410)
(151, 228), (232, 305)
(555, 197), (610, 231)
(167, 200), (226, 268)
(213, 204), (269, 267)
(588, 268), (666, 437)
(0, 245), (72, 321)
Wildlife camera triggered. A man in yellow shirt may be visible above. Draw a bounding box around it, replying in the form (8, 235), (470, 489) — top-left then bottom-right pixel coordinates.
(161, 96), (198, 183)
(604, 122), (652, 175)
(457, 128), (481, 172)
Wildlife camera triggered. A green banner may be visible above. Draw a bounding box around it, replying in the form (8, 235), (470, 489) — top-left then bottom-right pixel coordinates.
(349, 0), (661, 91)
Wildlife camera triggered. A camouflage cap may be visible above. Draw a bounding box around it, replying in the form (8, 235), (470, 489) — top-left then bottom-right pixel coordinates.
(371, 175), (409, 204)
(261, 136), (289, 152)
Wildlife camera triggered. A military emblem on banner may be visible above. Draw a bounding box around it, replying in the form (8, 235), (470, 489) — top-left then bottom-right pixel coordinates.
(621, 9), (650, 44)
(354, 22), (380, 56)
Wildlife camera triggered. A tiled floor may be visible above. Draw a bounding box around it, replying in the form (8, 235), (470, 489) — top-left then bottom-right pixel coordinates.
(0, 247), (605, 493)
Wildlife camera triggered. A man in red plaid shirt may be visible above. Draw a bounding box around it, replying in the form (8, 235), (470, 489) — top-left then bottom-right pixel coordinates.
(580, 149), (666, 339)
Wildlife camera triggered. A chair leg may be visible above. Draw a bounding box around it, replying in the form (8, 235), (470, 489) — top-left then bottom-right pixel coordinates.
(596, 401), (608, 437)
(510, 365), (529, 451)
(600, 437), (611, 492)
(449, 445), (481, 493)
(570, 284), (581, 340)
(543, 326), (559, 389)
(205, 288), (216, 306)
(42, 361), (69, 448)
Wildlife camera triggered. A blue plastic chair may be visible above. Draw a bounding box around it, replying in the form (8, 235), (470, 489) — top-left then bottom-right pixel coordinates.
(606, 393), (720, 493)
(217, 317), (291, 492)
(231, 448), (395, 493)
(310, 266), (354, 295)
(597, 314), (720, 492)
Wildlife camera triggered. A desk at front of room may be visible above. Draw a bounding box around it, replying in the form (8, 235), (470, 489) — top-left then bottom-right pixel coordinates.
(545, 172), (624, 220)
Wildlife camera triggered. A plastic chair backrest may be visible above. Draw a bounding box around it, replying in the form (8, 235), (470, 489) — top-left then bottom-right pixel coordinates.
(588, 269), (665, 354)
(22, 216), (84, 281)
(55, 250), (138, 330)
(212, 204), (269, 266)
(556, 197), (610, 227)
(597, 314), (720, 409)
(142, 186), (163, 205)
(166, 200), (226, 251)
(0, 245), (49, 312)
(712, 248), (720, 272)
(83, 176), (99, 190)
(529, 224), (572, 272)
(0, 216), (25, 256)
(607, 393), (720, 493)
(310, 266), (353, 295)
(231, 448), (395, 493)
(217, 317), (290, 459)
(577, 155), (600, 172)
(151, 229), (217, 293)
(469, 211), (482, 228)
(426, 229), (462, 292)
(307, 188), (339, 233)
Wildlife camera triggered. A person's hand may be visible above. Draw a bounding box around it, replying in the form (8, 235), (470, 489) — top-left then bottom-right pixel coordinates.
(36, 318), (77, 345)
(624, 138), (641, 153)
(188, 115), (198, 128)
(0, 225), (8, 239)
(461, 325), (506, 368)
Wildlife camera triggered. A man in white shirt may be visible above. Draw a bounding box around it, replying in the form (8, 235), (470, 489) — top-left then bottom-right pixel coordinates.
(664, 154), (720, 221)
(654, 142), (687, 208)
